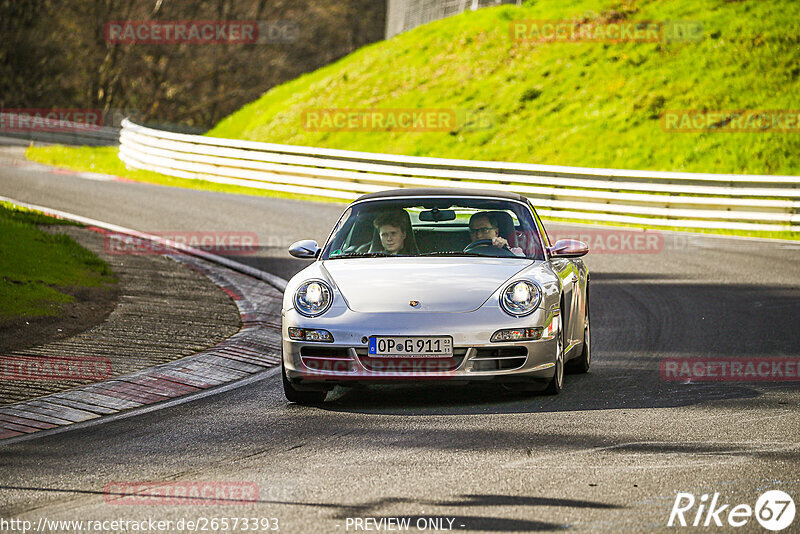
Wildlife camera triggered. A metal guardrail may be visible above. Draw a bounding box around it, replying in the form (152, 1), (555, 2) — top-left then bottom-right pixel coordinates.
(386, 0), (519, 39)
(119, 119), (800, 232)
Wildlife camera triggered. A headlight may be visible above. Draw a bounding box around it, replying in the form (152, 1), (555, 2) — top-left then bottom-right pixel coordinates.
(294, 280), (333, 317)
(499, 281), (541, 317)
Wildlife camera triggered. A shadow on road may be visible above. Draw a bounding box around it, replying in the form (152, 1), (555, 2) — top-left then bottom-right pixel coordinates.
(315, 369), (767, 416)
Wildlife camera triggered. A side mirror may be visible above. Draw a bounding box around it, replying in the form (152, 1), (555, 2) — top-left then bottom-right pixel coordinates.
(288, 239), (320, 259)
(548, 239), (589, 258)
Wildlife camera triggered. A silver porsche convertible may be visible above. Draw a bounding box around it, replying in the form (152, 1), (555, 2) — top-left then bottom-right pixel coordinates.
(281, 188), (590, 403)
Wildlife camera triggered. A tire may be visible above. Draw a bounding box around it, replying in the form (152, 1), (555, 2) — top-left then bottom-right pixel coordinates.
(543, 316), (564, 395)
(566, 295), (591, 374)
(282, 360), (328, 404)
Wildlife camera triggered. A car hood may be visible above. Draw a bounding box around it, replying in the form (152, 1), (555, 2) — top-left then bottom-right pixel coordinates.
(321, 257), (533, 313)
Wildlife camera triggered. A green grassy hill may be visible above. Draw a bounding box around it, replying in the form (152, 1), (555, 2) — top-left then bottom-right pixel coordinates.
(208, 0), (800, 175)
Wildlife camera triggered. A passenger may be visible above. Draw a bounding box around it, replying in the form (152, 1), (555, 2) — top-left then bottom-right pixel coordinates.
(372, 210), (412, 255)
(468, 212), (524, 256)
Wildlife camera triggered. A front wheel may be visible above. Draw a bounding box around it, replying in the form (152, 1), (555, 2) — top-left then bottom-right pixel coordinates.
(282, 360), (328, 404)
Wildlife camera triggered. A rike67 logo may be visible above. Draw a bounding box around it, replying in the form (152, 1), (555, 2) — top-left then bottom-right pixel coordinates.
(668, 490), (795, 530)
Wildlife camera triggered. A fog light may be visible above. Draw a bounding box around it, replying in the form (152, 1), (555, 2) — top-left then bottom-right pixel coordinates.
(288, 327), (334, 342)
(490, 327), (543, 342)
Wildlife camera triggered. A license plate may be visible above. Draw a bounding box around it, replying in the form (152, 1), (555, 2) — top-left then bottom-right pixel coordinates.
(368, 336), (453, 358)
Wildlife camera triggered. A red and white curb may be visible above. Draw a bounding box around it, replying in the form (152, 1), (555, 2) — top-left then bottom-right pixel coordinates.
(0, 197), (288, 443)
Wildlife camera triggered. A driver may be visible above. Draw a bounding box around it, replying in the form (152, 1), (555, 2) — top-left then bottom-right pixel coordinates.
(468, 212), (524, 256)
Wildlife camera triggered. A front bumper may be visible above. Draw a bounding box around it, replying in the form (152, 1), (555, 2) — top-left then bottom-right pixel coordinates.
(282, 305), (559, 387)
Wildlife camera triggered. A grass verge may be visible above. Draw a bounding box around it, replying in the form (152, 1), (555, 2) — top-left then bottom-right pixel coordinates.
(0, 201), (117, 322)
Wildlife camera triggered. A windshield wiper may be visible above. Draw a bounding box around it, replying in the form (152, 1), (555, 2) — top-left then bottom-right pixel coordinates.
(419, 251), (485, 257)
(330, 252), (392, 259)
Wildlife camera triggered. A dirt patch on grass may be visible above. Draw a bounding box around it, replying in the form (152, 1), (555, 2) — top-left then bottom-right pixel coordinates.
(0, 281), (119, 354)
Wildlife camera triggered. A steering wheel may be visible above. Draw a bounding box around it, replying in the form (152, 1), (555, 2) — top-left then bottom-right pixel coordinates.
(463, 239), (494, 252)
(463, 239), (515, 256)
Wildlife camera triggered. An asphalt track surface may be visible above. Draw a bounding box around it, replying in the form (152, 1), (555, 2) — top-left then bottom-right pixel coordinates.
(1, 149), (799, 532)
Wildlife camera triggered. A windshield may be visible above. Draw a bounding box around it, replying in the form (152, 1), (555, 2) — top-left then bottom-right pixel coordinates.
(320, 197), (545, 260)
